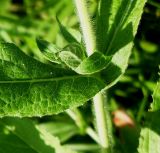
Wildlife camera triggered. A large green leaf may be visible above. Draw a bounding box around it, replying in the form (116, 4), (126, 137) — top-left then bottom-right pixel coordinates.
(0, 118), (77, 153)
(0, 43), (105, 117)
(96, 0), (147, 87)
(138, 81), (160, 153)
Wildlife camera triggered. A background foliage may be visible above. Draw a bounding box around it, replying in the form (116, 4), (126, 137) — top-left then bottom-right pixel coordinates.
(0, 0), (159, 153)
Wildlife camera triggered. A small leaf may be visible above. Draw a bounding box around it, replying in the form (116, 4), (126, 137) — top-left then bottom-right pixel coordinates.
(59, 43), (86, 70)
(75, 52), (112, 75)
(59, 51), (112, 75)
(56, 17), (79, 43)
(63, 43), (86, 60)
(67, 29), (82, 43)
(59, 51), (82, 70)
(36, 38), (61, 64)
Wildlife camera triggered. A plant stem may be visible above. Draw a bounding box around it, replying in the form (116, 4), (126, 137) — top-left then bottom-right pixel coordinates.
(86, 127), (100, 145)
(137, 85), (148, 122)
(66, 109), (100, 145)
(93, 92), (109, 148)
(74, 0), (95, 55)
(73, 0), (110, 149)
(148, 0), (160, 9)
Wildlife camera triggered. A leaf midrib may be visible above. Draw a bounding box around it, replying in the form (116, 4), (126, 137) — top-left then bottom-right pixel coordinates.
(106, 0), (132, 54)
(0, 75), (102, 84)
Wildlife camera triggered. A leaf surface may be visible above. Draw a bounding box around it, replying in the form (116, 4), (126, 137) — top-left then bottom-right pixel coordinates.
(59, 51), (112, 75)
(0, 118), (77, 153)
(38, 121), (78, 143)
(37, 39), (112, 75)
(0, 43), (105, 117)
(36, 38), (61, 64)
(96, 0), (147, 87)
(56, 17), (79, 43)
(138, 81), (160, 153)
(150, 81), (160, 111)
(75, 52), (112, 75)
(59, 51), (82, 69)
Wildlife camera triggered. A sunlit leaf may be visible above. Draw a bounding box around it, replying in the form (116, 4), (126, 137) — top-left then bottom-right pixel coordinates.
(0, 43), (105, 117)
(138, 81), (160, 153)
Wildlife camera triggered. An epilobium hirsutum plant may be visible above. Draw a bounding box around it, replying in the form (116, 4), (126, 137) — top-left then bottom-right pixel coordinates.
(2, 0), (159, 152)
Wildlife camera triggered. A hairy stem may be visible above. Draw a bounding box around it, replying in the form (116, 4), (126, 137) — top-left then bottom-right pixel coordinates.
(93, 92), (109, 148)
(74, 0), (95, 55)
(73, 0), (110, 149)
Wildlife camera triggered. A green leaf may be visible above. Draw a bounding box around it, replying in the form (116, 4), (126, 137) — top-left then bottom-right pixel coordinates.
(0, 118), (77, 153)
(59, 51), (112, 75)
(75, 52), (112, 75)
(138, 111), (160, 153)
(0, 43), (105, 117)
(37, 38), (112, 75)
(138, 81), (160, 153)
(57, 43), (85, 70)
(63, 43), (86, 60)
(0, 123), (37, 153)
(150, 82), (160, 111)
(38, 121), (78, 143)
(36, 38), (61, 64)
(59, 51), (82, 70)
(96, 0), (147, 87)
(0, 0), (10, 14)
(56, 17), (79, 43)
(36, 39), (86, 69)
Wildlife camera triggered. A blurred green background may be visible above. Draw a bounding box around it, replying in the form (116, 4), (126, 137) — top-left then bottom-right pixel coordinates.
(0, 0), (160, 153)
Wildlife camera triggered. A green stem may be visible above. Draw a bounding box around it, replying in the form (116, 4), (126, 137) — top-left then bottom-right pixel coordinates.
(66, 109), (100, 145)
(86, 127), (100, 145)
(73, 0), (110, 149)
(64, 144), (100, 151)
(137, 84), (148, 122)
(148, 0), (160, 9)
(74, 0), (95, 55)
(93, 92), (109, 148)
